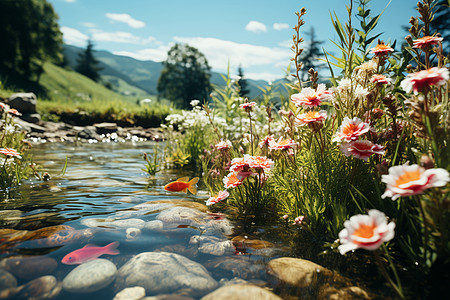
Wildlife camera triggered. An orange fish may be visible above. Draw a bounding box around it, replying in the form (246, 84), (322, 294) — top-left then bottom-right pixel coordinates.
(61, 242), (119, 265)
(164, 177), (199, 194)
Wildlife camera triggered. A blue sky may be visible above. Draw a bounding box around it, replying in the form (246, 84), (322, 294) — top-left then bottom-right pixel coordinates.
(50, 0), (417, 81)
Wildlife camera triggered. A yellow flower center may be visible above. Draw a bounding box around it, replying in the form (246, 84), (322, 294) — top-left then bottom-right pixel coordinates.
(342, 123), (359, 135)
(394, 170), (421, 187)
(353, 224), (376, 239)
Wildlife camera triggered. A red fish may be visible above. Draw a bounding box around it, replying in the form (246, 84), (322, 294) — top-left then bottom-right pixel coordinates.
(61, 242), (119, 265)
(164, 177), (199, 194)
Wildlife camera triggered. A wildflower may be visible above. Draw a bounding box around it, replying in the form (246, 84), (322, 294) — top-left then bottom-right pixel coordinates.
(400, 67), (449, 94)
(215, 140), (232, 150)
(296, 110), (327, 125)
(353, 60), (378, 79)
(293, 216), (305, 226)
(230, 154), (274, 172)
(268, 137), (297, 151)
(223, 172), (243, 188)
(190, 99), (200, 107)
(239, 101), (256, 111)
(206, 190), (230, 206)
(370, 42), (394, 56)
(354, 85), (369, 99)
(371, 74), (391, 85)
(413, 35), (443, 49)
(338, 209), (395, 254)
(381, 164), (450, 200)
(4, 124), (15, 134)
(340, 140), (385, 161)
(8, 109), (22, 116)
(332, 117), (371, 143)
(258, 135), (275, 148)
(282, 214), (289, 220)
(0, 148), (22, 159)
(290, 84), (332, 108)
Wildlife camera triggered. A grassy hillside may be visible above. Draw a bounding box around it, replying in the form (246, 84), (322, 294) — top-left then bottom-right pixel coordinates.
(39, 62), (151, 105)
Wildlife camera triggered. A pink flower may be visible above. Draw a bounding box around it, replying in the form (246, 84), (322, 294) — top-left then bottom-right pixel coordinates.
(371, 74), (391, 85)
(296, 110), (327, 126)
(215, 140), (232, 150)
(268, 137), (298, 151)
(400, 67), (449, 94)
(370, 42), (394, 56)
(258, 135), (275, 148)
(239, 101), (256, 111)
(206, 190), (230, 206)
(293, 216), (305, 226)
(413, 35), (443, 49)
(8, 108), (22, 116)
(230, 154), (274, 172)
(381, 164), (449, 200)
(290, 84), (332, 109)
(223, 172), (243, 188)
(0, 148), (22, 159)
(340, 140), (385, 161)
(332, 117), (371, 143)
(338, 209), (395, 254)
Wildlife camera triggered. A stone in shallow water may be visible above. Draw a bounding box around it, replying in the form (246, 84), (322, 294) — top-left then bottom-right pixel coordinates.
(268, 257), (332, 288)
(144, 220), (164, 230)
(114, 252), (218, 297)
(113, 286), (146, 300)
(81, 218), (145, 229)
(62, 259), (117, 293)
(126, 227), (141, 241)
(200, 284), (282, 300)
(156, 207), (205, 228)
(189, 235), (233, 256)
(0, 268), (17, 290)
(16, 275), (62, 300)
(0, 255), (58, 280)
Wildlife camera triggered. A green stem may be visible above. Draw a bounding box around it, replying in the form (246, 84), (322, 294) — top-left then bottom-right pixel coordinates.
(416, 196), (430, 265)
(376, 247), (404, 299)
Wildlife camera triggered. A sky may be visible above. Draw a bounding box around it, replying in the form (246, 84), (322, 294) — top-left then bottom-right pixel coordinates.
(49, 0), (418, 81)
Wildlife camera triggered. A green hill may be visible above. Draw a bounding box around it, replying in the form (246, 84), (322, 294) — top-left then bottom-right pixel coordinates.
(39, 62), (134, 103)
(62, 44), (271, 99)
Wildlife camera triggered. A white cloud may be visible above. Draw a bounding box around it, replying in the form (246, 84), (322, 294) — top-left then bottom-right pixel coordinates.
(273, 23), (290, 31)
(81, 22), (97, 28)
(105, 13), (145, 29)
(173, 36), (291, 74)
(245, 21), (267, 33)
(278, 39), (293, 48)
(113, 46), (171, 62)
(64, 0), (76, 3)
(61, 26), (88, 46)
(88, 29), (155, 45)
(245, 72), (283, 81)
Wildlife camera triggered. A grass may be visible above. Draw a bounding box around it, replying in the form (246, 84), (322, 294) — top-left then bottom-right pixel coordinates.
(1, 62), (176, 127)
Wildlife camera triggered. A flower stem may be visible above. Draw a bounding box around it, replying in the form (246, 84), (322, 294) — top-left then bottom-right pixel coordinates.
(375, 247), (404, 299)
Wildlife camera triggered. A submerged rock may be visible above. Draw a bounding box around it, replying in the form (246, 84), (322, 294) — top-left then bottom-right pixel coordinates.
(114, 252), (218, 297)
(81, 218), (146, 229)
(15, 275), (61, 300)
(267, 257), (333, 288)
(62, 259), (117, 293)
(0, 256), (58, 280)
(113, 286), (146, 300)
(0, 269), (17, 290)
(201, 284), (282, 300)
(156, 207), (205, 228)
(189, 235), (233, 256)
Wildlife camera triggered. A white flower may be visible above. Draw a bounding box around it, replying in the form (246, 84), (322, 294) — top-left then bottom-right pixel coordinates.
(338, 209), (395, 254)
(381, 164), (449, 200)
(190, 99), (200, 107)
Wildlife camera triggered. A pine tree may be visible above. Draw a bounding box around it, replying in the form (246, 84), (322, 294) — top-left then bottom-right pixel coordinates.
(75, 40), (102, 82)
(237, 66), (250, 98)
(298, 27), (326, 81)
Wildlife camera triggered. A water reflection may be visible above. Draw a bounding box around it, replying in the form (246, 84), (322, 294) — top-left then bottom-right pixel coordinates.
(0, 141), (283, 300)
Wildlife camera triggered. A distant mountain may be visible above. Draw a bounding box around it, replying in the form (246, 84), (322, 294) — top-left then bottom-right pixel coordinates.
(63, 44), (272, 99)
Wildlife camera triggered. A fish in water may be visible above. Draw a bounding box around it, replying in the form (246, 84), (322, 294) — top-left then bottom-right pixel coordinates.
(61, 241), (120, 265)
(164, 177), (199, 194)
